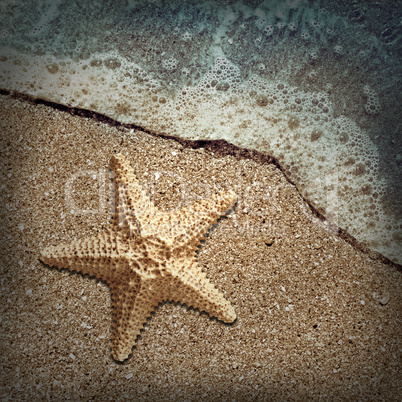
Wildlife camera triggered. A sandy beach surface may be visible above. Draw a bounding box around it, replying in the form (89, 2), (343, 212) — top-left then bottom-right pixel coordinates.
(0, 94), (401, 400)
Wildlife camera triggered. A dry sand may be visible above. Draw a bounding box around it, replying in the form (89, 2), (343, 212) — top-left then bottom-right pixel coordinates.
(0, 94), (401, 400)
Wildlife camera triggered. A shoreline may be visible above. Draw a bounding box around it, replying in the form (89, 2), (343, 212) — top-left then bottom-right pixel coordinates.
(4, 90), (399, 270)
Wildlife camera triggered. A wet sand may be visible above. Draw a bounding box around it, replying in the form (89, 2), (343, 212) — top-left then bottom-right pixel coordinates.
(0, 94), (401, 400)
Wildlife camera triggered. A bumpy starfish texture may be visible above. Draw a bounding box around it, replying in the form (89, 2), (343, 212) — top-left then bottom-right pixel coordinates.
(40, 154), (237, 361)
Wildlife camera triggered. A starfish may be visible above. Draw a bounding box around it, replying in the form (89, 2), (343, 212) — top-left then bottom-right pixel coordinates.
(40, 154), (237, 361)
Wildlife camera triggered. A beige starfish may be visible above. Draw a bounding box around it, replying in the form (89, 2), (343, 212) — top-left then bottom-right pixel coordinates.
(40, 153), (237, 361)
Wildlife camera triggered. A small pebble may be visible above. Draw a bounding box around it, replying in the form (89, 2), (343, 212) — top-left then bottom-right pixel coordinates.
(379, 291), (390, 305)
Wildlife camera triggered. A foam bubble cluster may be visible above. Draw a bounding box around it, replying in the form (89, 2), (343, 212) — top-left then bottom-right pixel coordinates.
(363, 85), (380, 115)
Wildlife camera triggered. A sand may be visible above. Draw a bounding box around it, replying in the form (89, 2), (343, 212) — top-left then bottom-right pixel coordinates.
(0, 94), (401, 400)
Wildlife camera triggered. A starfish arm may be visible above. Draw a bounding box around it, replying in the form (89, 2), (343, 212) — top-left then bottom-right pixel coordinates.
(110, 154), (159, 235)
(168, 261), (236, 323)
(110, 276), (165, 361)
(165, 189), (237, 246)
(39, 230), (128, 284)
